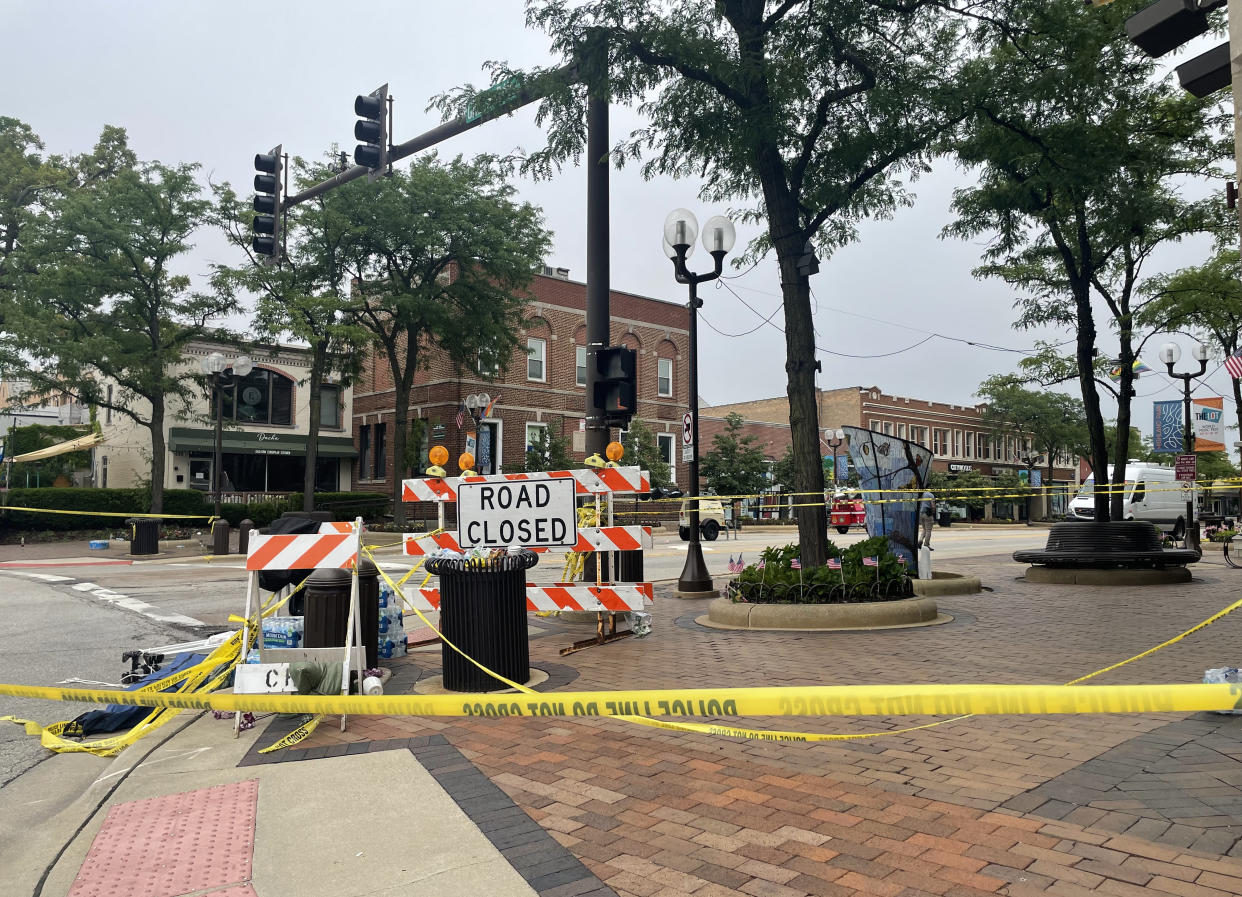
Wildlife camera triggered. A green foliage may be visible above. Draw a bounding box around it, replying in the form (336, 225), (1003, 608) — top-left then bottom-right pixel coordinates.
(977, 375), (1086, 472)
(1197, 451), (1239, 482)
(729, 538), (910, 604)
(620, 418), (671, 488)
(701, 413), (769, 498)
(0, 488), (210, 532)
(946, 0), (1230, 520)
(522, 421), (574, 473)
(3, 423), (92, 481)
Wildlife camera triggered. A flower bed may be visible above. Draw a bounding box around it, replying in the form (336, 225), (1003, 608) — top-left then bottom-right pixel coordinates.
(725, 537), (913, 605)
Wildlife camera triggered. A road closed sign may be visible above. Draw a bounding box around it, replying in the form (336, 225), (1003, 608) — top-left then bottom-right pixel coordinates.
(457, 478), (577, 548)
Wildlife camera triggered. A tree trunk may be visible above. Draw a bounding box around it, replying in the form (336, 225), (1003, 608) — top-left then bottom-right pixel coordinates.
(1110, 322), (1135, 520)
(302, 339), (328, 513)
(389, 336), (418, 528)
(1072, 283), (1110, 521)
(149, 398), (166, 514)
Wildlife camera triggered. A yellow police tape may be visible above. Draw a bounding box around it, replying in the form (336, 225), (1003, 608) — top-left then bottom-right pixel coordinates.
(258, 714), (323, 754)
(0, 682), (1237, 722)
(0, 506), (214, 519)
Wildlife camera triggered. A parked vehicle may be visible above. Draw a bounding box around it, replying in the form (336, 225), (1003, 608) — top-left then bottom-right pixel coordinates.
(1068, 462), (1191, 537)
(829, 491), (866, 534)
(679, 499), (726, 541)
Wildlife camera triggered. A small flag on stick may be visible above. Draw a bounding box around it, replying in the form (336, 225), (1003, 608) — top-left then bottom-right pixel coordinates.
(862, 556), (879, 567)
(790, 558), (801, 569)
(827, 557), (842, 570)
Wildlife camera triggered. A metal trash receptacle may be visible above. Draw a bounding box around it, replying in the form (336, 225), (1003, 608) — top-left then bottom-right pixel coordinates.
(938, 510), (952, 528)
(302, 567), (352, 651)
(426, 551), (538, 692)
(127, 518), (159, 555)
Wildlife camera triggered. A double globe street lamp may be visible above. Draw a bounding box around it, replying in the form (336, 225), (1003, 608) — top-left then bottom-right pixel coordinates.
(825, 429), (846, 486)
(201, 351), (253, 518)
(663, 208), (735, 596)
(1159, 341), (1209, 552)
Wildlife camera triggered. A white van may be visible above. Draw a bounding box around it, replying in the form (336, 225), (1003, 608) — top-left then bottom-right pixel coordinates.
(1068, 462), (1192, 536)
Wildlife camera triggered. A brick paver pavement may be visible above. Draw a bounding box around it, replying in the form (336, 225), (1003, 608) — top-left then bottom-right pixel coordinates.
(265, 553), (1242, 896)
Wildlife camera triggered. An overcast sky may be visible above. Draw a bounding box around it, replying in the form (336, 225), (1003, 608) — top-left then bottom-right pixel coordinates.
(2, 1), (1233, 442)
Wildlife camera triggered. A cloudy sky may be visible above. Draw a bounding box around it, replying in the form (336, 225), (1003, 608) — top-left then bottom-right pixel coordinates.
(2, 1), (1233, 440)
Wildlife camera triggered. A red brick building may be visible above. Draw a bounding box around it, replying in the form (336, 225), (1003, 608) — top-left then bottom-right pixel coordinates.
(350, 269), (690, 495)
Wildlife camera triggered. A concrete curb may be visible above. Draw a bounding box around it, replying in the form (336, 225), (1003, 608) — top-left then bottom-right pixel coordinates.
(911, 572), (983, 596)
(1022, 566), (1194, 585)
(703, 595), (944, 630)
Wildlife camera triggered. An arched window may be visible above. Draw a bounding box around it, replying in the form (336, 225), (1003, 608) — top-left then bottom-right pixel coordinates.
(218, 368), (295, 426)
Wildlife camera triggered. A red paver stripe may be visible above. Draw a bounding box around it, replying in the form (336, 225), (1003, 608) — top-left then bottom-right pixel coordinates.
(68, 780), (258, 897)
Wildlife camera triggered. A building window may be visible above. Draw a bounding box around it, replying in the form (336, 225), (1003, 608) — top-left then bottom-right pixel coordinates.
(101, 455), (108, 488)
(883, 421), (893, 436)
(477, 350), (500, 379)
(320, 385), (341, 429)
(373, 423), (387, 479)
(218, 368), (295, 426)
(527, 337), (546, 382)
(979, 433), (989, 459)
(870, 419), (881, 431)
(933, 429), (948, 455)
(657, 433), (676, 483)
(952, 430), (961, 457)
(575, 346), (587, 387)
(897, 423), (906, 439)
(525, 422), (548, 465)
(359, 425), (372, 479)
(964, 432), (973, 459)
(106, 385), (113, 424)
(658, 358), (673, 397)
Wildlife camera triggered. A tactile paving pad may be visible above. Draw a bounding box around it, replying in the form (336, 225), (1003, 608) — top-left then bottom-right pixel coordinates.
(68, 779), (258, 897)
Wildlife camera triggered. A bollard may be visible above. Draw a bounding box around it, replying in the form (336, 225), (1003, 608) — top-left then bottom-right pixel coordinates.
(237, 519), (254, 555)
(211, 519), (231, 555)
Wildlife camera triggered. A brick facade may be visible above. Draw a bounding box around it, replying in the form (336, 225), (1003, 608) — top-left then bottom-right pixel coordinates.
(351, 272), (690, 495)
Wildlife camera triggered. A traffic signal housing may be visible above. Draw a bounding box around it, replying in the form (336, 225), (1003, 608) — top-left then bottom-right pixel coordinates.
(1125, 0), (1229, 98)
(592, 346), (637, 426)
(354, 83), (389, 178)
(252, 145), (282, 263)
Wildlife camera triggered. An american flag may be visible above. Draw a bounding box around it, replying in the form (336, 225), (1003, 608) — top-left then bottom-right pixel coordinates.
(728, 554), (745, 574)
(790, 558), (801, 570)
(862, 556), (879, 567)
(897, 556), (908, 566)
(455, 403), (466, 428)
(1226, 351), (1242, 380)
(757, 559), (766, 570)
(827, 557), (842, 570)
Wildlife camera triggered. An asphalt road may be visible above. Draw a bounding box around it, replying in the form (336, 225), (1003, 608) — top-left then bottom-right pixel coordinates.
(0, 576), (198, 786)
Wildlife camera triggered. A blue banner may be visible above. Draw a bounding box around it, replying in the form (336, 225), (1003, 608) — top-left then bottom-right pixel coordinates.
(1152, 400), (1182, 453)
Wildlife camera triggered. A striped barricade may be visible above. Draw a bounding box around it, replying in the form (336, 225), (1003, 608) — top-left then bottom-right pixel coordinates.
(402, 526), (653, 557)
(401, 466), (649, 502)
(408, 582), (654, 613)
(245, 533), (358, 571)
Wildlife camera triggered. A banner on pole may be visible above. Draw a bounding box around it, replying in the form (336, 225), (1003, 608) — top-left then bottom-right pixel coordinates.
(1152, 400), (1182, 453)
(1193, 397), (1225, 452)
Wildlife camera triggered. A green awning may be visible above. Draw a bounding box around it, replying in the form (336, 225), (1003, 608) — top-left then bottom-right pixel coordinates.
(169, 427), (357, 458)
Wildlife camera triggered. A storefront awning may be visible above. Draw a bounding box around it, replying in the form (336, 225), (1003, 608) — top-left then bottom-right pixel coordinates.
(11, 431), (104, 462)
(168, 427), (357, 458)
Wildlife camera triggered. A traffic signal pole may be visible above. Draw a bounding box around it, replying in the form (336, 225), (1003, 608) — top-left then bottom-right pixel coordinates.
(584, 83), (611, 458)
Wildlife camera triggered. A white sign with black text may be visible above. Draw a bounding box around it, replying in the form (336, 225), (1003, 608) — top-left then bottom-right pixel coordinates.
(457, 478), (578, 548)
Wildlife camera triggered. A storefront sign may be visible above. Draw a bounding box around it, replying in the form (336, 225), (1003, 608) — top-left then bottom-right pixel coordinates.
(948, 463), (973, 472)
(457, 478), (577, 548)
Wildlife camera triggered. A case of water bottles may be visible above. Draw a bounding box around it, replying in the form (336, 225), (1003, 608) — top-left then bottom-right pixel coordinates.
(377, 582), (407, 660)
(261, 616), (304, 649)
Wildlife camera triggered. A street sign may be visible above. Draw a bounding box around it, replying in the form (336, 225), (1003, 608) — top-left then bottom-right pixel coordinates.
(682, 444), (693, 462)
(1175, 453), (1197, 481)
(457, 477), (577, 548)
(682, 411), (693, 445)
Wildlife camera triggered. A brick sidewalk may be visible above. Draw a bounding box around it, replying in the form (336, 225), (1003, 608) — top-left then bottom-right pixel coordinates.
(254, 554), (1242, 896)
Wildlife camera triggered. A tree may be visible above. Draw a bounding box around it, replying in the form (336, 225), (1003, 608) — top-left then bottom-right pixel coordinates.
(439, 0), (980, 566)
(1140, 248), (1242, 466)
(701, 411), (769, 526)
(977, 374), (1086, 488)
(329, 154), (552, 525)
(523, 419), (575, 472)
(946, 0), (1229, 522)
(9, 144), (228, 513)
(620, 418), (671, 488)
(212, 154), (371, 512)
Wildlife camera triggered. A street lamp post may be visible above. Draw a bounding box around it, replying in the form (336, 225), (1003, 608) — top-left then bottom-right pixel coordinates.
(825, 429), (846, 486)
(1160, 341), (1209, 551)
(201, 351), (253, 518)
(663, 209), (735, 595)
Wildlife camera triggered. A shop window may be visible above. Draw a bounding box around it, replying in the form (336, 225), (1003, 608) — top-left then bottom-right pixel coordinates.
(576, 346), (587, 387)
(217, 368), (295, 426)
(658, 358), (673, 397)
(527, 337), (546, 382)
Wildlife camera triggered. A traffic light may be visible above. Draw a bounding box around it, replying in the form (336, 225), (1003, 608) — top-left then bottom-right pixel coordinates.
(252, 145), (282, 263)
(1125, 0), (1229, 98)
(353, 83), (389, 177)
(592, 346), (637, 425)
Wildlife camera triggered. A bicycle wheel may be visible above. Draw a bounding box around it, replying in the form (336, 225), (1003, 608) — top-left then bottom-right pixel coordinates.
(1226, 541), (1241, 569)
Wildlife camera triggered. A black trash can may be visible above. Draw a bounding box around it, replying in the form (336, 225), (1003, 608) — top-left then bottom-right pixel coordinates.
(356, 558), (381, 669)
(303, 567), (352, 651)
(127, 518), (159, 556)
(426, 551), (538, 692)
(938, 510), (952, 528)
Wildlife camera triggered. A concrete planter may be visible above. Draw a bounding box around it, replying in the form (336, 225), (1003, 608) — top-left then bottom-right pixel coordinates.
(910, 572), (982, 597)
(703, 595), (946, 631)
